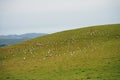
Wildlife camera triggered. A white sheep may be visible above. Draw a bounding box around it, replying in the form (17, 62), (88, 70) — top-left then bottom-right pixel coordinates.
(23, 57), (26, 60)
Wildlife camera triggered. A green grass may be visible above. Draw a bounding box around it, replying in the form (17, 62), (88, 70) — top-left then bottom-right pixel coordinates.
(0, 24), (120, 80)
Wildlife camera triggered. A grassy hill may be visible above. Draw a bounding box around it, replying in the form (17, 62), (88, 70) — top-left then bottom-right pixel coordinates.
(0, 24), (120, 80)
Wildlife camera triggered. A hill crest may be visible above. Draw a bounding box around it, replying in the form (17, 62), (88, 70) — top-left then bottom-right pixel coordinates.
(0, 24), (120, 80)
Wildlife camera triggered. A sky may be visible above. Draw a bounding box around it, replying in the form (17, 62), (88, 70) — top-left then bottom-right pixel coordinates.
(0, 0), (120, 35)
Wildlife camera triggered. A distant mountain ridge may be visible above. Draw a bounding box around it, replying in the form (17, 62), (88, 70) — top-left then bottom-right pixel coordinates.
(0, 33), (47, 39)
(0, 33), (47, 47)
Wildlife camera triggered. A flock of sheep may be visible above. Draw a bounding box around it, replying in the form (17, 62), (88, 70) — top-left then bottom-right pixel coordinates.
(3, 30), (119, 61)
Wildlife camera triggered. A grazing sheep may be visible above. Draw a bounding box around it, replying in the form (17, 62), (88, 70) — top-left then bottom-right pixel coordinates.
(23, 57), (26, 60)
(48, 49), (51, 54)
(43, 57), (46, 60)
(70, 53), (73, 56)
(63, 53), (66, 55)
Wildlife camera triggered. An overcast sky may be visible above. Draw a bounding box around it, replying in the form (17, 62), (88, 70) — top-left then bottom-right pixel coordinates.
(0, 0), (120, 35)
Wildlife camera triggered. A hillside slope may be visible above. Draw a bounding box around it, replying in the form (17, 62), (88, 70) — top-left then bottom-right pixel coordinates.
(0, 24), (120, 80)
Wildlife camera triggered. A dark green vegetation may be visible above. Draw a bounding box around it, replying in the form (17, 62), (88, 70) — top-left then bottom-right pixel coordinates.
(0, 24), (120, 80)
(0, 33), (47, 47)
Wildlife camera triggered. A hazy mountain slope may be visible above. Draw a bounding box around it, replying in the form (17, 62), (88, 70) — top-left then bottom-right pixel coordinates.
(0, 33), (47, 47)
(0, 24), (120, 80)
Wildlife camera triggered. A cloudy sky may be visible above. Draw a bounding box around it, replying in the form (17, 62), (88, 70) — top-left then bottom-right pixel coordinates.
(0, 0), (120, 35)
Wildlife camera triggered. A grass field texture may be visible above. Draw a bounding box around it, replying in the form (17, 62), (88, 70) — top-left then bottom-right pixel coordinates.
(0, 24), (120, 80)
